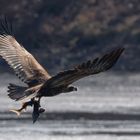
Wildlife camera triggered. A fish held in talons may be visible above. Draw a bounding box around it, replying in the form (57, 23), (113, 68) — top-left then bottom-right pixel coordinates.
(10, 100), (34, 116)
(32, 101), (45, 123)
(10, 108), (22, 116)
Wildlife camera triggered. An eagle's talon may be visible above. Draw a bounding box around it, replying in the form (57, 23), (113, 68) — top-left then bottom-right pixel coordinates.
(39, 108), (45, 113)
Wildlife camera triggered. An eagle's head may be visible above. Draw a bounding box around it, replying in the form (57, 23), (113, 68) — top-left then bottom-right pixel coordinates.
(67, 86), (77, 92)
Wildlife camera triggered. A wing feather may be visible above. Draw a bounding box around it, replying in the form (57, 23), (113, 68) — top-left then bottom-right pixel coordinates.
(0, 18), (51, 86)
(45, 48), (124, 88)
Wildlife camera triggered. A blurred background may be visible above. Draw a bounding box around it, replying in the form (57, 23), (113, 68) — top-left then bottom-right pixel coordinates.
(0, 0), (140, 140)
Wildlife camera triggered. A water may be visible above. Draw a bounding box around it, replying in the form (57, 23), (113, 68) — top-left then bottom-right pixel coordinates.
(0, 73), (140, 140)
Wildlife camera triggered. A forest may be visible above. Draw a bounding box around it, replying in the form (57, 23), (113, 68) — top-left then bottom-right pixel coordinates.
(0, 0), (139, 73)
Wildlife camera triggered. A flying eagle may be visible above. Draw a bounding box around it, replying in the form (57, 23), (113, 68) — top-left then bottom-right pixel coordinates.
(0, 17), (124, 123)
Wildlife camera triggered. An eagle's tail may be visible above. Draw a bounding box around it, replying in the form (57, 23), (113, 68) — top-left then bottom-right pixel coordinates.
(7, 83), (42, 101)
(7, 83), (28, 101)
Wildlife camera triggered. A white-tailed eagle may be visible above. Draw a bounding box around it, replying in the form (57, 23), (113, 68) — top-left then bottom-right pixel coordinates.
(0, 17), (124, 123)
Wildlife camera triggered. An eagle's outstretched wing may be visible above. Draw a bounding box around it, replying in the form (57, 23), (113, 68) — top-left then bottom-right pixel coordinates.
(46, 48), (124, 88)
(0, 17), (51, 86)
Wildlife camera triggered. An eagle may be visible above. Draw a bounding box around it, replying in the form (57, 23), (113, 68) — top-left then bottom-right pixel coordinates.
(0, 17), (124, 123)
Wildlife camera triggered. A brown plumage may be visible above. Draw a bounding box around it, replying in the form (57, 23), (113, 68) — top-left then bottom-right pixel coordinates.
(0, 17), (124, 122)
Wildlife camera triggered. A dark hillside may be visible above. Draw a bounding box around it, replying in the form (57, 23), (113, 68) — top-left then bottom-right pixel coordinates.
(0, 0), (140, 73)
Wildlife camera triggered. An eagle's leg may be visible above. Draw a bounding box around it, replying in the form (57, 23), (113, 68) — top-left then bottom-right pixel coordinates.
(10, 99), (34, 116)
